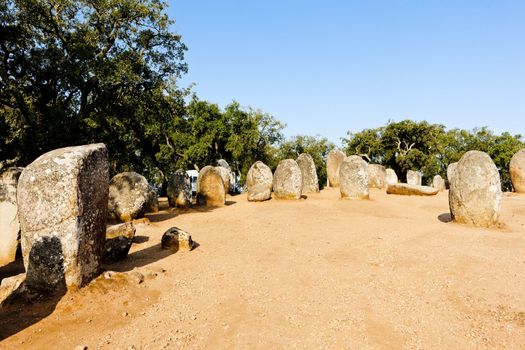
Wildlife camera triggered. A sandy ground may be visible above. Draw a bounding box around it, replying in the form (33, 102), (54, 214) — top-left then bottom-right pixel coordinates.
(1, 188), (525, 349)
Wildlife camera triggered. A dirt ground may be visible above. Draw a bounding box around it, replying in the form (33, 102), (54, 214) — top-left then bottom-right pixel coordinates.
(1, 188), (525, 349)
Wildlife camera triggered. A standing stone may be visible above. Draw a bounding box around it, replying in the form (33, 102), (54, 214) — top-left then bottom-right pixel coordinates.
(197, 166), (225, 207)
(216, 159), (234, 192)
(340, 156), (369, 200)
(17, 144), (109, 291)
(510, 149), (525, 193)
(386, 169), (398, 185)
(368, 164), (386, 189)
(449, 151), (502, 227)
(246, 161), (273, 201)
(145, 185), (159, 213)
(0, 167), (23, 266)
(296, 153), (319, 193)
(407, 170), (422, 186)
(447, 162), (458, 185)
(108, 172), (151, 222)
(273, 159), (302, 200)
(432, 175), (446, 191)
(161, 226), (195, 252)
(215, 166), (231, 194)
(103, 222), (136, 264)
(167, 170), (192, 208)
(326, 150), (346, 187)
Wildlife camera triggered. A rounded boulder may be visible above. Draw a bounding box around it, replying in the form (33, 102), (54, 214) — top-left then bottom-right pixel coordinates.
(273, 159), (303, 200)
(340, 156), (369, 199)
(246, 161), (273, 201)
(108, 172), (151, 222)
(510, 149), (525, 193)
(197, 166), (225, 207)
(449, 151), (502, 227)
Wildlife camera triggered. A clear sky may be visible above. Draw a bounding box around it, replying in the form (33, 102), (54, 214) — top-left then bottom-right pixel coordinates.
(168, 0), (525, 145)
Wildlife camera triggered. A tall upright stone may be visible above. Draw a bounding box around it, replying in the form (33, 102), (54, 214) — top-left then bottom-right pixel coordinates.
(340, 156), (369, 200)
(215, 166), (231, 194)
(273, 159), (302, 200)
(509, 149), (525, 193)
(167, 170), (192, 208)
(447, 162), (458, 185)
(385, 168), (398, 185)
(246, 161), (273, 202)
(449, 151), (502, 227)
(17, 144), (109, 291)
(296, 153), (319, 193)
(368, 164), (386, 189)
(0, 167), (23, 266)
(432, 175), (446, 191)
(197, 166), (225, 207)
(407, 170), (422, 186)
(326, 150), (346, 187)
(216, 159), (234, 193)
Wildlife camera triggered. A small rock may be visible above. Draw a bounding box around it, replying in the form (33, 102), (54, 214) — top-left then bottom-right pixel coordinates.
(161, 227), (195, 252)
(103, 222), (136, 264)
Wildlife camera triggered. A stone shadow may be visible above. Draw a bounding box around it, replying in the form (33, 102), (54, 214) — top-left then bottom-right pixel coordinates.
(438, 213), (453, 223)
(0, 236), (66, 341)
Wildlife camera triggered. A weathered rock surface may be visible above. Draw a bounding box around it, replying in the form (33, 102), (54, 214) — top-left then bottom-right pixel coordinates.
(340, 156), (369, 199)
(432, 175), (446, 191)
(449, 151), (502, 227)
(386, 183), (439, 196)
(246, 161), (273, 201)
(386, 169), (398, 185)
(327, 150), (346, 187)
(0, 167), (23, 266)
(167, 170), (192, 208)
(273, 159), (303, 200)
(17, 144), (109, 291)
(296, 153), (319, 193)
(161, 227), (195, 252)
(510, 149), (525, 193)
(216, 159), (234, 192)
(0, 273), (26, 304)
(103, 222), (136, 264)
(215, 166), (231, 194)
(447, 162), (458, 185)
(407, 170), (422, 186)
(197, 166), (225, 207)
(146, 186), (159, 213)
(368, 164), (386, 189)
(108, 172), (151, 222)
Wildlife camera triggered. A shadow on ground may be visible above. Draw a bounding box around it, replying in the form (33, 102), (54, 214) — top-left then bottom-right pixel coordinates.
(438, 213), (453, 223)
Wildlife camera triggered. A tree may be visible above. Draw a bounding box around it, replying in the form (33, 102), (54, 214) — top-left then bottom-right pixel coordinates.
(1, 0), (187, 180)
(276, 135), (335, 188)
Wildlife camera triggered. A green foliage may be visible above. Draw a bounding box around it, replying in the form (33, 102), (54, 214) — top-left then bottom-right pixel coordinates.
(276, 135), (335, 189)
(343, 121), (524, 190)
(1, 0), (187, 180)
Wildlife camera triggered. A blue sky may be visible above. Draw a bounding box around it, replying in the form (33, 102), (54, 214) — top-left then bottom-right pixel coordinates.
(168, 0), (525, 145)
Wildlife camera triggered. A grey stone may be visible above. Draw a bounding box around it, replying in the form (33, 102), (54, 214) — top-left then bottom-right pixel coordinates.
(103, 222), (136, 264)
(510, 149), (525, 193)
(216, 159), (234, 192)
(161, 226), (194, 252)
(273, 159), (303, 200)
(449, 151), (502, 227)
(340, 156), (369, 200)
(0, 167), (22, 266)
(108, 172), (151, 222)
(296, 153), (319, 193)
(386, 169), (398, 185)
(368, 164), (386, 189)
(432, 175), (446, 191)
(407, 170), (422, 186)
(326, 150), (346, 187)
(197, 166), (225, 207)
(215, 166), (231, 194)
(145, 185), (159, 213)
(246, 161), (273, 201)
(447, 162), (457, 185)
(386, 183), (439, 196)
(167, 170), (192, 208)
(18, 144), (109, 291)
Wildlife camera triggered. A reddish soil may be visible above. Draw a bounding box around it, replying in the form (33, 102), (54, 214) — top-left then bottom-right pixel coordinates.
(1, 188), (525, 349)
